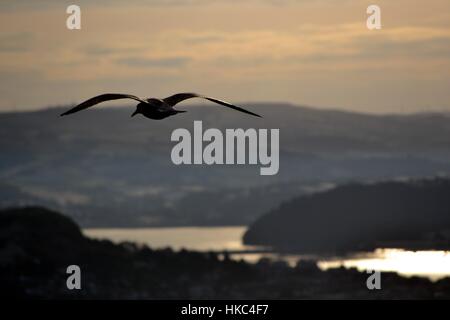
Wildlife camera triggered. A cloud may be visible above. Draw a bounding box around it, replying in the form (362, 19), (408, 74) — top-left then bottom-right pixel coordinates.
(0, 32), (34, 52)
(83, 46), (117, 56)
(182, 34), (225, 45)
(0, 0), (317, 11)
(355, 36), (450, 60)
(0, 0), (250, 12)
(116, 56), (191, 68)
(1, 0), (450, 113)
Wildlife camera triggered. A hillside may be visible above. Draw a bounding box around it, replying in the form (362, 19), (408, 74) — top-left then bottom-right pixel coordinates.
(243, 178), (450, 252)
(2, 104), (450, 227)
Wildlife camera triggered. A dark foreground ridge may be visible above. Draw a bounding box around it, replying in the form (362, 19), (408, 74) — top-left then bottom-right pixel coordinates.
(1, 207), (449, 299)
(244, 178), (450, 253)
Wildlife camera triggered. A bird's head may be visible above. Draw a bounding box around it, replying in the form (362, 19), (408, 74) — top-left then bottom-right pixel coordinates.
(131, 108), (140, 117)
(131, 103), (145, 117)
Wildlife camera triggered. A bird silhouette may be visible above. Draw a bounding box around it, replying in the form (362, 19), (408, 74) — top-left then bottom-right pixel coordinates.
(60, 93), (261, 119)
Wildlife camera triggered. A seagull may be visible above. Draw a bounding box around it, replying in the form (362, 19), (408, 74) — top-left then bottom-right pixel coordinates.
(60, 93), (261, 119)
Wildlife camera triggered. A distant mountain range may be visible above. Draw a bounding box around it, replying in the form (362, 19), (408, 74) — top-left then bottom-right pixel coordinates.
(1, 103), (450, 227)
(244, 178), (450, 252)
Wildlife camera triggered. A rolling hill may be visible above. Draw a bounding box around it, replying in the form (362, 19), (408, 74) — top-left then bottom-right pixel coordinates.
(1, 103), (450, 227)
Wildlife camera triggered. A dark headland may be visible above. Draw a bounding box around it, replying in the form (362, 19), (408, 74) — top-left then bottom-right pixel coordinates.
(244, 178), (450, 253)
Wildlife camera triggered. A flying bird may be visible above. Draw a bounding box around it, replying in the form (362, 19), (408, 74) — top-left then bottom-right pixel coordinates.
(60, 93), (261, 119)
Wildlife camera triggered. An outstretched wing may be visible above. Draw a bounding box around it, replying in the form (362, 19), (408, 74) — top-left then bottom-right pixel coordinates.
(163, 93), (262, 118)
(60, 93), (148, 116)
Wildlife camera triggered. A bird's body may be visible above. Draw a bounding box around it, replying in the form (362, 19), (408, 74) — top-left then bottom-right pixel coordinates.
(134, 98), (185, 120)
(60, 92), (261, 119)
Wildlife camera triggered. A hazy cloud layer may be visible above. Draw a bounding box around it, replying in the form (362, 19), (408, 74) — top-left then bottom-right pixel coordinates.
(117, 57), (191, 68)
(0, 0), (449, 113)
(0, 32), (34, 52)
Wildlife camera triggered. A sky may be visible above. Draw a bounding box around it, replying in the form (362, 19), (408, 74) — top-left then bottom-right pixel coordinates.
(0, 0), (449, 114)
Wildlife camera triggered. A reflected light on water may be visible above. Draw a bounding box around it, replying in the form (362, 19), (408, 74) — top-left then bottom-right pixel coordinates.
(318, 249), (450, 281)
(84, 227), (251, 251)
(85, 228), (450, 282)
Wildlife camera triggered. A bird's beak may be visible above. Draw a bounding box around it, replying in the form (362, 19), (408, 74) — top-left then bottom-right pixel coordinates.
(131, 110), (138, 117)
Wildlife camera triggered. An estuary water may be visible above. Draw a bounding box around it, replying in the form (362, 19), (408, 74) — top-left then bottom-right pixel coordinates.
(84, 226), (450, 281)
